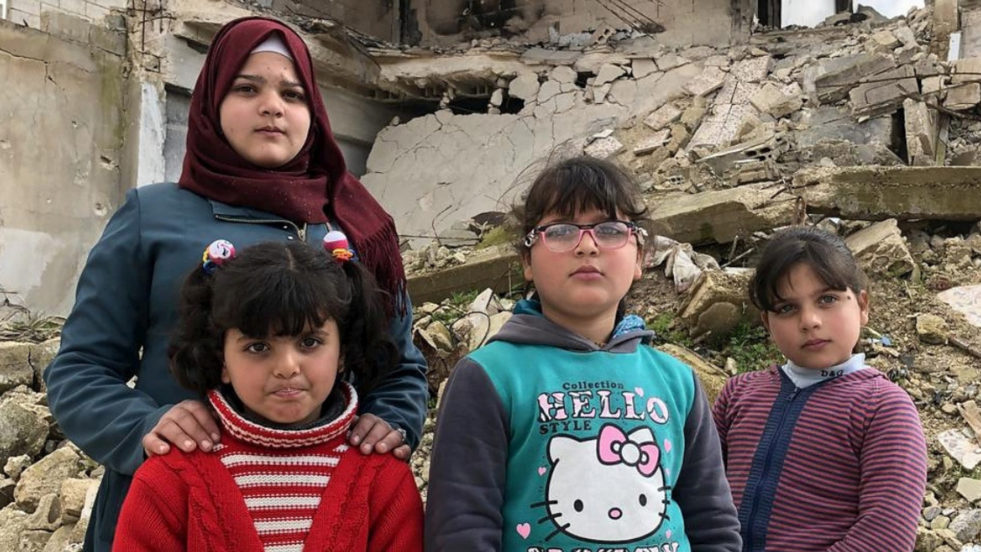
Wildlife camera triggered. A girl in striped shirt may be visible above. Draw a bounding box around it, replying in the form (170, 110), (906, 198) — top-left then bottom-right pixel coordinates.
(113, 239), (423, 551)
(712, 226), (927, 552)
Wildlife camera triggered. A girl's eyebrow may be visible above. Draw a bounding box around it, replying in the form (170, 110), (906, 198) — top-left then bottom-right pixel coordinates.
(232, 75), (303, 88)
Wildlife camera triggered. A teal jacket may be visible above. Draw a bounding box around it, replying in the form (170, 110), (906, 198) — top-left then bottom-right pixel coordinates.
(44, 183), (428, 551)
(425, 300), (740, 551)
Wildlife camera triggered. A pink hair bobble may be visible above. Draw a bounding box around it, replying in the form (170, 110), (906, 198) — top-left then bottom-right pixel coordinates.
(201, 239), (236, 274)
(323, 230), (353, 263)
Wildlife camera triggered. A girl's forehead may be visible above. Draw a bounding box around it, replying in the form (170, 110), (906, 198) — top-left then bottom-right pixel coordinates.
(539, 206), (624, 223)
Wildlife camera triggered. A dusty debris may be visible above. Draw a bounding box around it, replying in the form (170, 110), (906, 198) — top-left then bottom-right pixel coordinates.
(844, 219), (916, 277)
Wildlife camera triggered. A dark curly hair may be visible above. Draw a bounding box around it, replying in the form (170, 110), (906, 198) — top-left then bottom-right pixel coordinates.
(749, 226), (868, 312)
(169, 241), (397, 397)
(512, 155), (650, 258)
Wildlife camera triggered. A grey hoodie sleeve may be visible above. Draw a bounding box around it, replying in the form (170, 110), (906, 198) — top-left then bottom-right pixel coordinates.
(674, 373), (742, 552)
(424, 357), (508, 552)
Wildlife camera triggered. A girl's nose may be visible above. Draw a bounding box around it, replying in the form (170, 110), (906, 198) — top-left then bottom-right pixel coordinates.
(259, 91), (285, 117)
(800, 307), (822, 330)
(574, 230), (600, 255)
(273, 350), (301, 378)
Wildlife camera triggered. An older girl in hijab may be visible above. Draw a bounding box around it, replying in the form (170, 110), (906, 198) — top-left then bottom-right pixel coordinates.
(44, 17), (427, 551)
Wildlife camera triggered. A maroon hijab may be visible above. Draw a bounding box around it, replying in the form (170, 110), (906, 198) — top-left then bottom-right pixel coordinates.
(179, 17), (405, 312)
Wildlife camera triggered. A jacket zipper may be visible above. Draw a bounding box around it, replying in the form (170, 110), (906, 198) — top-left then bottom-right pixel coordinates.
(214, 215), (304, 240)
(744, 385), (801, 551)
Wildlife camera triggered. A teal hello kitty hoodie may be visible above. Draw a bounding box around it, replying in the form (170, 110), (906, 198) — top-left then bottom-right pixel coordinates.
(425, 300), (741, 552)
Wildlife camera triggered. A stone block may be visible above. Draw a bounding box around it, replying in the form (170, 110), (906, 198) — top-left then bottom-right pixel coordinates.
(904, 98), (938, 165)
(655, 53), (689, 71)
(406, 246), (521, 306)
(537, 79), (561, 103)
(922, 76), (946, 99)
(0, 343), (34, 394)
(584, 136), (623, 159)
(804, 53), (896, 104)
(950, 509), (981, 544)
(945, 82), (981, 110)
(731, 56), (772, 83)
(608, 79), (637, 106)
(937, 285), (981, 327)
(594, 63), (626, 86)
(656, 344), (729, 405)
(508, 72), (540, 101)
(685, 66), (727, 97)
(939, 428), (981, 470)
(844, 219), (915, 277)
(893, 25), (918, 47)
(953, 58), (981, 84)
(14, 447), (83, 512)
(917, 313), (949, 345)
(678, 269), (757, 340)
(750, 82), (803, 119)
(632, 58), (657, 79)
(958, 478), (981, 503)
(549, 65), (577, 84)
(849, 65), (918, 117)
(633, 129), (671, 156)
(59, 478), (94, 522)
(871, 30), (901, 50)
(644, 104), (682, 131)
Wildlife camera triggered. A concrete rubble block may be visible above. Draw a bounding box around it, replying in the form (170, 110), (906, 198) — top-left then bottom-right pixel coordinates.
(630, 63), (703, 120)
(655, 53), (689, 72)
(591, 83), (612, 103)
(904, 98), (938, 165)
(681, 97), (708, 130)
(573, 52), (629, 74)
(680, 46), (716, 61)
(41, 525), (74, 552)
(844, 219), (916, 277)
(584, 136), (624, 159)
(937, 285), (981, 327)
(656, 344), (729, 405)
(750, 82), (804, 119)
(15, 442), (84, 512)
(69, 480), (99, 543)
(644, 104), (682, 131)
(849, 65), (918, 117)
(794, 166), (981, 222)
(647, 182), (797, 245)
(0, 504), (30, 551)
(537, 79), (562, 103)
(608, 79), (636, 107)
(508, 72), (540, 101)
(550, 65), (577, 84)
(804, 53), (896, 104)
(731, 56), (772, 83)
(917, 313), (949, 345)
(24, 493), (61, 532)
(688, 103), (759, 149)
(489, 89), (503, 108)
(520, 48), (581, 66)
(633, 129), (671, 156)
(950, 509), (981, 544)
(28, 339), (59, 395)
(893, 25), (918, 47)
(679, 269), (757, 340)
(665, 123), (691, 155)
(685, 66), (727, 97)
(870, 29), (901, 51)
(939, 428), (981, 470)
(59, 479), (94, 523)
(958, 478), (981, 502)
(952, 58), (981, 84)
(922, 75), (946, 99)
(0, 394), (49, 469)
(696, 134), (783, 176)
(407, 246), (521, 305)
(0, 343), (35, 395)
(945, 82), (981, 111)
(704, 54), (729, 67)
(632, 58), (657, 79)
(4, 455), (31, 480)
(594, 63), (626, 86)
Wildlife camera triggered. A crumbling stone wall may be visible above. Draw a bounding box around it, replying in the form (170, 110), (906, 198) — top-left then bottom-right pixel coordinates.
(0, 16), (131, 316)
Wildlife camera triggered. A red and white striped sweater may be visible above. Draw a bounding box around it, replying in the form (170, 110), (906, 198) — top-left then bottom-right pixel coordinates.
(113, 383), (423, 552)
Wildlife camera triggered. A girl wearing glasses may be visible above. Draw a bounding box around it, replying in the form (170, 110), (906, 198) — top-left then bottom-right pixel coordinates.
(425, 156), (740, 551)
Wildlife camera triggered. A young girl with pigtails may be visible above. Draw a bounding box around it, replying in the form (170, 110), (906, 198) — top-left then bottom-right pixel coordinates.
(113, 236), (423, 551)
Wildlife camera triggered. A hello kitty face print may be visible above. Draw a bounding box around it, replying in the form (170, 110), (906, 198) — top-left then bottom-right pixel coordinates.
(534, 424), (670, 543)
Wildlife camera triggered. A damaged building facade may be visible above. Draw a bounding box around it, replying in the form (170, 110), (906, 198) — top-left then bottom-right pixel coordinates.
(1, 0), (758, 315)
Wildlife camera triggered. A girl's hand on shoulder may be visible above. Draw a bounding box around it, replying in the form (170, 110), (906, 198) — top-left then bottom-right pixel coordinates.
(143, 400), (221, 457)
(349, 413), (411, 460)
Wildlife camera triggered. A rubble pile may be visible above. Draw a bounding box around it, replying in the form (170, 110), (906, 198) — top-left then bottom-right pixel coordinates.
(0, 339), (99, 552)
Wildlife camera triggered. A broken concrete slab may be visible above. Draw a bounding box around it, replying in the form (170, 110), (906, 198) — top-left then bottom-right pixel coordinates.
(803, 52), (896, 104)
(647, 182), (798, 245)
(550, 65), (577, 84)
(937, 285), (981, 327)
(750, 82), (804, 118)
(632, 58), (657, 79)
(849, 65), (918, 117)
(697, 134), (784, 176)
(595, 63), (626, 86)
(844, 219), (916, 277)
(684, 66), (727, 97)
(520, 48), (581, 66)
(953, 58), (981, 84)
(794, 166), (981, 222)
(655, 53), (690, 72)
(537, 79), (562, 103)
(796, 106), (896, 148)
(633, 129), (671, 156)
(945, 82), (981, 110)
(679, 269), (757, 340)
(731, 56), (772, 83)
(584, 136), (624, 158)
(655, 344), (729, 405)
(406, 245), (522, 305)
(644, 104), (682, 131)
(689, 103), (760, 150)
(894, 25), (919, 48)
(904, 98), (939, 165)
(573, 52), (629, 74)
(509, 72), (540, 101)
(608, 79), (637, 107)
(939, 428), (981, 471)
(871, 29), (901, 51)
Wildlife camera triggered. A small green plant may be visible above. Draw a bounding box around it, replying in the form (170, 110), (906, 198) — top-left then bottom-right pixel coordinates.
(647, 312), (693, 348)
(719, 322), (782, 373)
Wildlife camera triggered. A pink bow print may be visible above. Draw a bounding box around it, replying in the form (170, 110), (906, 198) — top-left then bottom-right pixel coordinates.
(597, 424), (660, 477)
